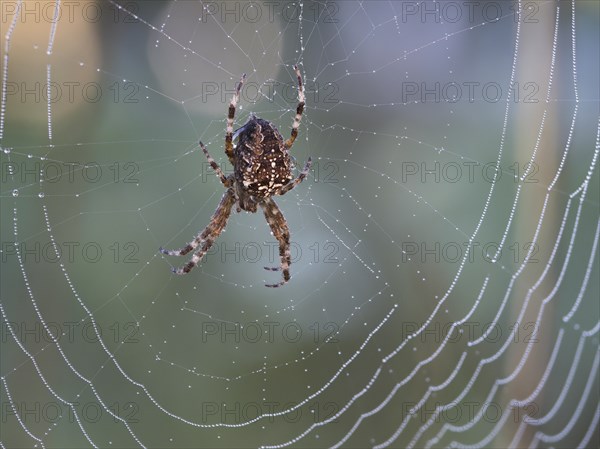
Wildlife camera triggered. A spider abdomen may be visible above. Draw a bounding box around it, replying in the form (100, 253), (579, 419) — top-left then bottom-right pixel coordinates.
(235, 117), (293, 197)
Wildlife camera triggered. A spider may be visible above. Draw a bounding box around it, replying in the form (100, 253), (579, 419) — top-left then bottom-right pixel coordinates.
(160, 65), (311, 287)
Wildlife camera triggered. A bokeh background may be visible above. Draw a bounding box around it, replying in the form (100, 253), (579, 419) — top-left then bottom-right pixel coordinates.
(1, 1), (599, 448)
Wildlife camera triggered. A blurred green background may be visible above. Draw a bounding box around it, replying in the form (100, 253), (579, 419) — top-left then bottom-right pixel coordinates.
(1, 1), (598, 448)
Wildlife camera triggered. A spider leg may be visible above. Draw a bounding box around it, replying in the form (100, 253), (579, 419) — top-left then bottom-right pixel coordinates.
(160, 190), (235, 273)
(284, 65), (305, 149)
(260, 198), (291, 287)
(200, 140), (231, 187)
(225, 73), (246, 164)
(275, 157), (312, 196)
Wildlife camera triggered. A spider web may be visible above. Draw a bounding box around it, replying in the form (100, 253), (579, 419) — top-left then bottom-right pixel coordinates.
(1, 0), (599, 448)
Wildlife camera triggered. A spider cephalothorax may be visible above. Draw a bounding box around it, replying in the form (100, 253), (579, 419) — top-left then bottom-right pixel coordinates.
(160, 66), (311, 287)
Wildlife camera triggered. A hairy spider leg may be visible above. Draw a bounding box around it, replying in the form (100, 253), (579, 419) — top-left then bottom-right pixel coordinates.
(225, 73), (246, 164)
(200, 140), (231, 187)
(160, 189), (235, 272)
(284, 65), (305, 149)
(261, 197), (292, 287)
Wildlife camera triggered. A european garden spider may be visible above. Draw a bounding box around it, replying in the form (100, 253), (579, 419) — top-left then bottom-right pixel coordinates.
(160, 66), (311, 287)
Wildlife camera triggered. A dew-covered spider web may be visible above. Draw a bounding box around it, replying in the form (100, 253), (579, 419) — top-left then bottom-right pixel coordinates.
(1, 0), (599, 448)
